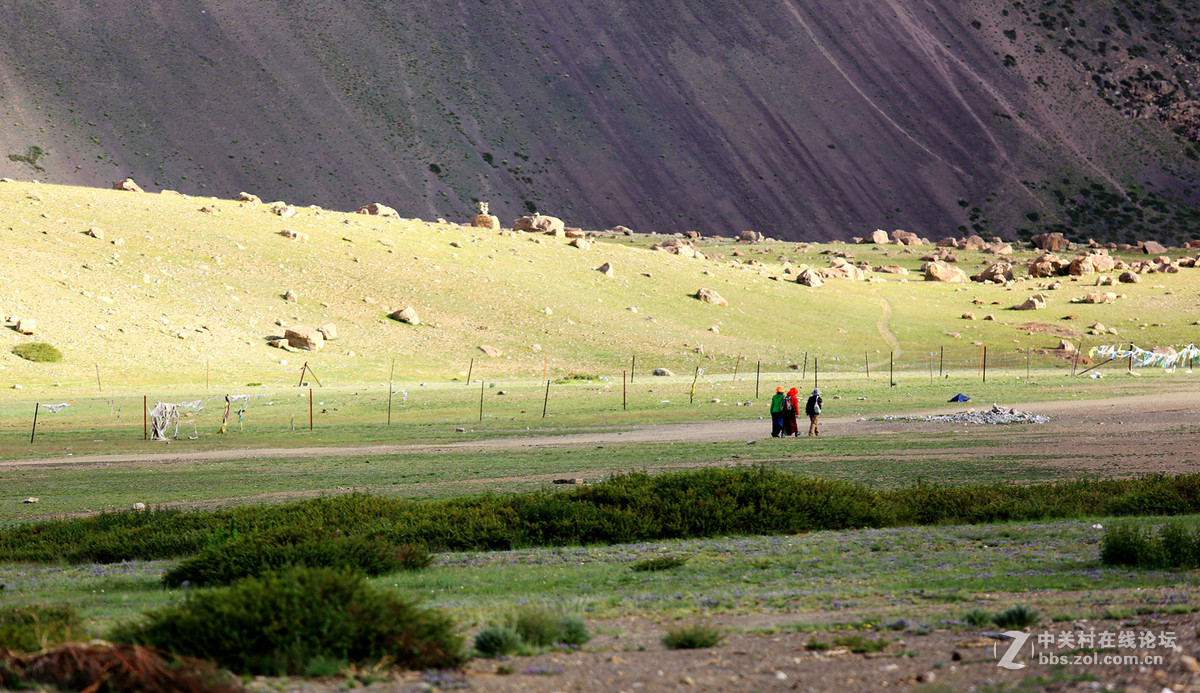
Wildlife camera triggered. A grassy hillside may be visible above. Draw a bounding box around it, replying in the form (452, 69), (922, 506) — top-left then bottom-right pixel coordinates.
(2, 181), (1199, 389)
(0, 0), (1196, 240)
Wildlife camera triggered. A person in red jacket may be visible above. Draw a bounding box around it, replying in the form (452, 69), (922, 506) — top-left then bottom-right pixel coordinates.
(783, 387), (800, 436)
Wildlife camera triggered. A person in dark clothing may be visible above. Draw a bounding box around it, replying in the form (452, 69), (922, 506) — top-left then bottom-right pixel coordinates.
(784, 387), (800, 436)
(769, 387), (785, 437)
(806, 388), (823, 436)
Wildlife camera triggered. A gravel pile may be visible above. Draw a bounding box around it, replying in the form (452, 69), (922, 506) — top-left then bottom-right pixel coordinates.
(884, 403), (1049, 425)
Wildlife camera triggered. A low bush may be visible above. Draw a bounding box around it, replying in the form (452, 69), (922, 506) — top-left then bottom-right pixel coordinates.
(832, 634), (889, 653)
(509, 606), (590, 648)
(962, 608), (993, 627)
(6, 471), (1200, 565)
(0, 643), (239, 693)
(11, 342), (62, 363)
(631, 556), (688, 572)
(992, 605), (1039, 629)
(1101, 522), (1200, 569)
(662, 622), (724, 649)
(0, 604), (87, 653)
(473, 626), (523, 658)
(161, 532), (430, 587)
(110, 567), (463, 675)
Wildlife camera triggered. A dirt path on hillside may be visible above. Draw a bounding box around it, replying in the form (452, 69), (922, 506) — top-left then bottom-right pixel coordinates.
(6, 391), (1200, 472)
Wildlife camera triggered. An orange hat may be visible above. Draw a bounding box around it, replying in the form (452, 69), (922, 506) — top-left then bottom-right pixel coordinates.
(775, 386), (784, 393)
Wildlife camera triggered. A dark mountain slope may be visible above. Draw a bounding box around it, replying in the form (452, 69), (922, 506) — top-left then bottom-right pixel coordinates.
(0, 0), (1196, 242)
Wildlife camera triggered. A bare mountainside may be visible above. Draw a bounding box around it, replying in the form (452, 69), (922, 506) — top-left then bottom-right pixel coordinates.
(0, 0), (1198, 242)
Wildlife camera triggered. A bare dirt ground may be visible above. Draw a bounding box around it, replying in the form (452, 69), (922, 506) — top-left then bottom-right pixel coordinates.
(246, 610), (1200, 692)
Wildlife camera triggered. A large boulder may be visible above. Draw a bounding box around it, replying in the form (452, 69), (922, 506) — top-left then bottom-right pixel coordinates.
(1118, 270), (1141, 284)
(1069, 251), (1117, 275)
(390, 306), (420, 325)
(971, 262), (1013, 283)
(874, 265), (909, 275)
(1027, 253), (1068, 278)
(284, 327), (324, 351)
(696, 288), (728, 306)
(112, 178), (144, 193)
(472, 214), (500, 230)
(1031, 232), (1069, 251)
(821, 258), (866, 281)
(1140, 240), (1168, 255)
(984, 242), (1013, 255)
(513, 214), (565, 235)
(796, 268), (825, 287)
(891, 229), (923, 245)
(236, 192), (262, 203)
(15, 318), (36, 335)
(1013, 293), (1047, 310)
(922, 260), (967, 282)
(737, 230), (765, 243)
(961, 235), (987, 250)
(1078, 291), (1117, 304)
(864, 229), (890, 244)
(356, 203), (399, 217)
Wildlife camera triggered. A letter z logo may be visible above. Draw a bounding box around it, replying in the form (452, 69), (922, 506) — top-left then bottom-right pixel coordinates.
(995, 631), (1032, 670)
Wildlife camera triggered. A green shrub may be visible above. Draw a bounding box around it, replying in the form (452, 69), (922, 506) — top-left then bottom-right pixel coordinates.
(0, 604), (87, 653)
(963, 608), (993, 627)
(661, 622), (724, 649)
(804, 637), (830, 651)
(110, 567), (463, 675)
(7, 473), (1200, 565)
(832, 634), (889, 653)
(11, 342), (62, 363)
(509, 606), (590, 648)
(631, 556), (688, 572)
(1101, 522), (1200, 569)
(162, 532), (430, 587)
(473, 626), (523, 658)
(992, 605), (1039, 629)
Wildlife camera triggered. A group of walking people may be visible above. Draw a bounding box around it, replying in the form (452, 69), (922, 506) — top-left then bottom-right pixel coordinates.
(770, 386), (822, 437)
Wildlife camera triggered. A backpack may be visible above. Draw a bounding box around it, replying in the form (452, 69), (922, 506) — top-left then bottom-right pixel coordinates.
(781, 395), (795, 413)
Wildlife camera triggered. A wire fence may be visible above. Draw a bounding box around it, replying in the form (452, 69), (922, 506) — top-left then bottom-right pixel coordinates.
(7, 342), (1198, 444)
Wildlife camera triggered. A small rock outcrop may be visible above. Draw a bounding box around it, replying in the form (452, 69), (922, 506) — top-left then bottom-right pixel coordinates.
(696, 288), (728, 306)
(796, 268), (824, 287)
(922, 260), (967, 282)
(112, 178), (144, 193)
(513, 214), (565, 235)
(390, 306), (420, 325)
(356, 203), (399, 217)
(1013, 293), (1047, 311)
(596, 262), (614, 276)
(1031, 232), (1069, 251)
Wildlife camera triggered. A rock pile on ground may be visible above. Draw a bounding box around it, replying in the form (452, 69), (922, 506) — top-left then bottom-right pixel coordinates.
(884, 404), (1049, 425)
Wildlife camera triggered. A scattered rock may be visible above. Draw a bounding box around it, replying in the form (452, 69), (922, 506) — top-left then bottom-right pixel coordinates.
(112, 178), (143, 193)
(652, 368), (675, 376)
(569, 237), (590, 249)
(356, 203), (399, 217)
(271, 204), (297, 218)
(317, 324), (338, 341)
(796, 268), (824, 287)
(200, 205), (220, 214)
(695, 288), (728, 306)
(390, 307), (420, 325)
(1031, 232), (1069, 251)
(15, 318), (36, 335)
(737, 230), (765, 243)
(961, 312), (976, 320)
(283, 290), (298, 303)
(284, 327), (324, 351)
(471, 213), (500, 230)
(85, 227), (104, 240)
(237, 192), (262, 203)
(923, 260), (967, 282)
(1077, 291), (1118, 304)
(1140, 240), (1168, 255)
(596, 262), (614, 276)
(278, 229), (306, 241)
(1013, 294), (1047, 311)
(1118, 271), (1141, 284)
(971, 262), (1013, 283)
(478, 344), (503, 358)
(132, 502), (147, 511)
(891, 229), (923, 245)
(22, 497), (38, 504)
(885, 403), (1049, 425)
(513, 214), (565, 235)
